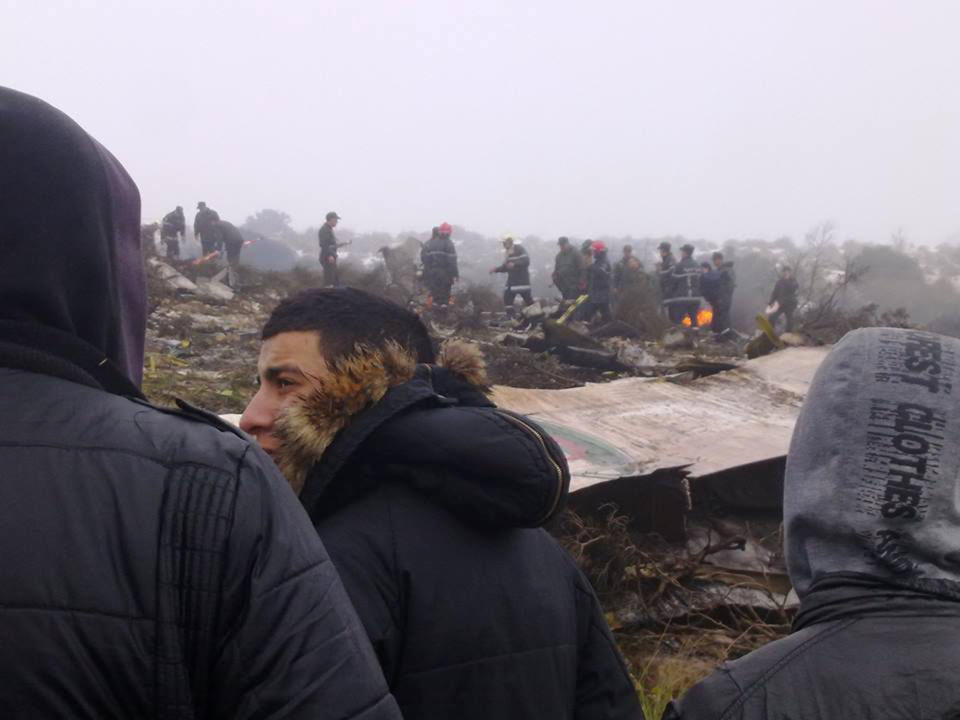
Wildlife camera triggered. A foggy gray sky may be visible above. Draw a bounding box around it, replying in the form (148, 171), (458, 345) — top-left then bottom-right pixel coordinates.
(3, 1), (958, 244)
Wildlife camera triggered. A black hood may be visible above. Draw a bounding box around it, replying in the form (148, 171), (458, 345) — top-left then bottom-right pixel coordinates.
(0, 86), (145, 392)
(306, 366), (570, 529)
(273, 341), (570, 529)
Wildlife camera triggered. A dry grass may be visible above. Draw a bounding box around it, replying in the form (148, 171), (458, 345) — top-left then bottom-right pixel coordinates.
(555, 506), (793, 712)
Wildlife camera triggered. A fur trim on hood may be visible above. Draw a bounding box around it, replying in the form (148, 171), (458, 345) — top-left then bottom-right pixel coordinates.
(275, 339), (488, 494)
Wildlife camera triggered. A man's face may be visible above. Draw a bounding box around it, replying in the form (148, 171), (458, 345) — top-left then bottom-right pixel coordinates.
(623, 247), (632, 258)
(659, 248), (669, 259)
(714, 256), (723, 268)
(782, 269), (792, 279)
(329, 217), (339, 228)
(239, 331), (329, 458)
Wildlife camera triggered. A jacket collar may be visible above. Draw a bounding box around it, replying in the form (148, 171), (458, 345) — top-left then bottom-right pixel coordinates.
(274, 340), (489, 497)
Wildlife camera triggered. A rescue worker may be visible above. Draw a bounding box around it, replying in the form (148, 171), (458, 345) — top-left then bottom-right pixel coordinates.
(579, 239), (594, 296)
(551, 236), (582, 300)
(491, 236), (533, 310)
(160, 205), (185, 260)
(318, 211), (342, 287)
(420, 223), (458, 307)
(767, 265), (800, 332)
(239, 288), (643, 720)
(666, 328), (960, 720)
(584, 240), (613, 324)
(193, 201), (221, 255)
(703, 251), (735, 337)
(656, 241), (679, 322)
(216, 219), (246, 289)
(670, 243), (702, 327)
(613, 244), (644, 294)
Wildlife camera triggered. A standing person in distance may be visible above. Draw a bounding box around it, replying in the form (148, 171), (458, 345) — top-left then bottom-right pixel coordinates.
(671, 243), (702, 327)
(552, 236), (582, 301)
(583, 240), (612, 324)
(491, 235), (534, 311)
(318, 210), (342, 287)
(656, 241), (679, 322)
(194, 200), (221, 255)
(420, 222), (458, 307)
(767, 265), (799, 332)
(160, 205), (185, 260)
(704, 251), (736, 337)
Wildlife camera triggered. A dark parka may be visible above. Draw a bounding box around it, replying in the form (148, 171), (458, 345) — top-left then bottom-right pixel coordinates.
(588, 250), (613, 304)
(217, 219), (246, 263)
(670, 255), (702, 300)
(553, 244), (583, 299)
(0, 86), (400, 720)
(666, 328), (960, 720)
(161, 206), (185, 239)
(193, 205), (220, 251)
(274, 342), (643, 720)
(420, 231), (459, 280)
(768, 275), (799, 312)
(318, 222), (339, 266)
(493, 243), (532, 292)
(657, 251), (677, 300)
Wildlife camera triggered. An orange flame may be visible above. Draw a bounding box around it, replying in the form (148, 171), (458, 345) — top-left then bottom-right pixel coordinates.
(682, 307), (714, 327)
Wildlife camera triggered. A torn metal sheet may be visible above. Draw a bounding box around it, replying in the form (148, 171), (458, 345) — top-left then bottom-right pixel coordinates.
(492, 346), (830, 493)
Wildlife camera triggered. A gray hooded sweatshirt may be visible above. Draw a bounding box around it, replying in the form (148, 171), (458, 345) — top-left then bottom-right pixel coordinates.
(665, 327), (960, 720)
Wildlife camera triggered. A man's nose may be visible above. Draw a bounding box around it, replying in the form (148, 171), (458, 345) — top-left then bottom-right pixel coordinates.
(239, 387), (272, 437)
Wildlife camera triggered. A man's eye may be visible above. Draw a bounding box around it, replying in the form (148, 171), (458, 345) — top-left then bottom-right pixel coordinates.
(277, 378), (295, 389)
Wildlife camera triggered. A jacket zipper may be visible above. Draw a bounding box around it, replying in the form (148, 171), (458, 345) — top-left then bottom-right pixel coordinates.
(495, 410), (566, 525)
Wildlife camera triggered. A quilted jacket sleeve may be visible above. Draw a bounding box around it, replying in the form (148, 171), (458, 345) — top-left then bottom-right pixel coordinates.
(212, 446), (401, 720)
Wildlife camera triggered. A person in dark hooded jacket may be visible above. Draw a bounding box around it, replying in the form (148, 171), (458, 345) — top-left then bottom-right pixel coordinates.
(702, 251), (735, 337)
(161, 205), (185, 259)
(0, 86), (400, 720)
(666, 327), (960, 720)
(584, 240), (613, 324)
(239, 287), (643, 720)
(552, 236), (582, 300)
(193, 200), (221, 255)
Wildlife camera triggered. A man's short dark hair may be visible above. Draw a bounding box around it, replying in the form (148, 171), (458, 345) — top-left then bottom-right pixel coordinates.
(263, 288), (435, 364)
(713, 251), (724, 261)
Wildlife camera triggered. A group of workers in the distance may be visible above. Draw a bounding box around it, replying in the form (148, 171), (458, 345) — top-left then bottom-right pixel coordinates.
(155, 202), (801, 337)
(151, 200), (247, 288)
(355, 219), (802, 338)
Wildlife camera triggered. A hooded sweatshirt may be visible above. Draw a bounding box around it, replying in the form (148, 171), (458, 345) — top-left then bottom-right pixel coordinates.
(665, 326), (960, 720)
(0, 86), (145, 392)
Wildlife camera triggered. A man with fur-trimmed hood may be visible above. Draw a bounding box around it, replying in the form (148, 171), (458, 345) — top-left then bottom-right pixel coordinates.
(240, 287), (643, 720)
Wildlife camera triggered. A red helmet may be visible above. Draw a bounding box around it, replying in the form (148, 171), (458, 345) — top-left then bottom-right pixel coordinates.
(439, 222), (453, 235)
(592, 240), (606, 252)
